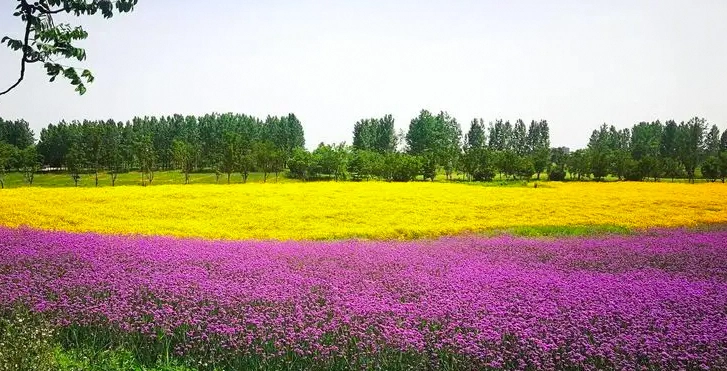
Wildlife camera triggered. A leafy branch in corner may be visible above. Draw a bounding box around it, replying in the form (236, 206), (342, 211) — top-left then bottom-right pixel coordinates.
(1, 0), (137, 97)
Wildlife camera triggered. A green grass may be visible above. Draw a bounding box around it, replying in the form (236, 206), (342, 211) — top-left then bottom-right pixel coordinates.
(0, 169), (714, 189)
(0, 171), (298, 188)
(502, 224), (633, 237)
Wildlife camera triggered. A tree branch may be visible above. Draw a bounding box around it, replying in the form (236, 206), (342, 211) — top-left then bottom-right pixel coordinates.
(0, 14), (32, 96)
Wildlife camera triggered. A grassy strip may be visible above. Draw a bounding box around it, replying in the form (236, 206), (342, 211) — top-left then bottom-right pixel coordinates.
(2, 170), (716, 189)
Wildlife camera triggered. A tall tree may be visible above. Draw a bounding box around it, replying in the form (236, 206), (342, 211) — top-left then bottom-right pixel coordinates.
(436, 111), (462, 180)
(103, 121), (124, 186)
(18, 145), (40, 184)
(134, 134), (156, 186)
(588, 124), (611, 180)
(465, 118), (486, 150)
(85, 122), (103, 186)
(529, 120), (551, 179)
(567, 149), (590, 180)
(352, 119), (376, 152)
(705, 125), (721, 157)
(0, 142), (18, 188)
(677, 117), (706, 183)
(0, 118), (34, 149)
(2, 0), (137, 96)
(488, 120), (512, 151)
(353, 115), (396, 153)
(375, 114), (396, 153)
(610, 127), (630, 180)
(172, 140), (195, 184)
(406, 110), (438, 156)
(65, 143), (85, 186)
(512, 119), (528, 156)
(630, 121), (662, 161)
(660, 120), (679, 160)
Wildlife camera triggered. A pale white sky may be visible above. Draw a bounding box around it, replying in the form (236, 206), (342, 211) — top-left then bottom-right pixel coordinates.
(1, 0), (726, 150)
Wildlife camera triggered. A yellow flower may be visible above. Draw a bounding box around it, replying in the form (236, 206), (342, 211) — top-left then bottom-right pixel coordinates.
(1, 182), (725, 240)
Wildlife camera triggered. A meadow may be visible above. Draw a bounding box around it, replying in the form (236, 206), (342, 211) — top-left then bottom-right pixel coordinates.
(1, 181), (726, 240)
(1, 181), (727, 370)
(1, 227), (726, 370)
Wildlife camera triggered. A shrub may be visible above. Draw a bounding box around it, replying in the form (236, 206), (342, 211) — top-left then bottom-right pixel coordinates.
(548, 169), (566, 181)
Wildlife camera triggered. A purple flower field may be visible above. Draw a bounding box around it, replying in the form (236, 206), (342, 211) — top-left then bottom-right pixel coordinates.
(1, 227), (727, 370)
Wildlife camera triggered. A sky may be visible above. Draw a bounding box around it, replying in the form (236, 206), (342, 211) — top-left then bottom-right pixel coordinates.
(1, 0), (726, 150)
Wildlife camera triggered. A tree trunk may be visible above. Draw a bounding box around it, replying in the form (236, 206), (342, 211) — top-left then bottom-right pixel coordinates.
(227, 173), (231, 184)
(95, 170), (99, 187)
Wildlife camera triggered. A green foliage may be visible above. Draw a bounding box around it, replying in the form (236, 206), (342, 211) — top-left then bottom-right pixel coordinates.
(512, 119), (528, 156)
(134, 134), (156, 186)
(18, 145), (41, 184)
(701, 156), (721, 182)
(385, 153), (421, 182)
(406, 110), (461, 179)
(347, 149), (381, 181)
(288, 147), (313, 180)
(464, 118), (486, 149)
(526, 120), (550, 154)
(0, 118), (34, 149)
(172, 140), (196, 184)
(262, 114), (305, 160)
(487, 119), (512, 151)
(0, 309), (57, 371)
(624, 159), (643, 181)
(2, 110), (722, 188)
(640, 155), (662, 181)
(352, 115), (396, 154)
(311, 142), (349, 181)
(630, 121), (662, 161)
(65, 143), (85, 186)
(661, 157), (683, 181)
(494, 150), (519, 180)
(531, 146), (550, 180)
(0, 142), (18, 188)
(548, 168), (566, 181)
(678, 117), (707, 183)
(705, 125), (721, 157)
(588, 124), (613, 180)
(567, 149), (590, 180)
(660, 120), (679, 159)
(719, 152), (727, 183)
(2, 0), (137, 96)
(253, 141), (279, 182)
(515, 156), (535, 181)
(461, 147), (495, 181)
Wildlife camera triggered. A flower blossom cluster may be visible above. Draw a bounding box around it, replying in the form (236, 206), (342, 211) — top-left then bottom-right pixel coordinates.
(1, 227), (726, 369)
(1, 182), (726, 240)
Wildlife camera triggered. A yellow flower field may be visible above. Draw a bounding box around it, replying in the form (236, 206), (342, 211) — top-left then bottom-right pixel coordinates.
(1, 182), (726, 240)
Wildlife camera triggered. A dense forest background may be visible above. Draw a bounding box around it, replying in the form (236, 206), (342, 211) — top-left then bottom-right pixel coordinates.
(1, 112), (726, 187)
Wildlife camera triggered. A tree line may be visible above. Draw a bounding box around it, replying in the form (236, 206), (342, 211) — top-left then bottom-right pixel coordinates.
(1, 113), (726, 188)
(0, 114), (304, 187)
